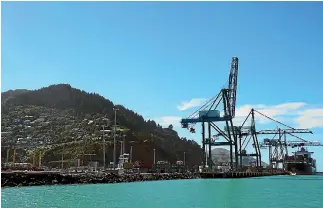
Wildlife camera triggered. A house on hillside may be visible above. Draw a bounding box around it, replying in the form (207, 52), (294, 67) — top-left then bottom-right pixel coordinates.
(24, 120), (31, 125)
(34, 117), (45, 123)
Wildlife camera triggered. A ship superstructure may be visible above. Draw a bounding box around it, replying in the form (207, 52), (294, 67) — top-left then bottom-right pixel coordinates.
(285, 147), (316, 175)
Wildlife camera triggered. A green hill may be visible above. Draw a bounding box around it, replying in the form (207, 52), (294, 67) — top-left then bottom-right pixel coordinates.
(1, 84), (202, 168)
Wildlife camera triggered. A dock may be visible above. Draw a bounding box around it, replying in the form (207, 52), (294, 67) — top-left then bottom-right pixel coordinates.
(200, 171), (287, 178)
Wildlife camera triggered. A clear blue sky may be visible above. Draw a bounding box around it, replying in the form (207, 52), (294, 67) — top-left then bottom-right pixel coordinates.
(2, 2), (323, 170)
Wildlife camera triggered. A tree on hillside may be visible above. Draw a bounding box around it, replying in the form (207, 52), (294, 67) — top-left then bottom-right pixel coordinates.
(1, 84), (203, 166)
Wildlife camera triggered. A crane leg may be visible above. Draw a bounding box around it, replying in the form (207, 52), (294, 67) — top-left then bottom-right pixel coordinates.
(202, 122), (206, 168)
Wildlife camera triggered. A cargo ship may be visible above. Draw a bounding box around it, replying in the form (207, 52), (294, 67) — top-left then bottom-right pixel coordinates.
(284, 147), (316, 175)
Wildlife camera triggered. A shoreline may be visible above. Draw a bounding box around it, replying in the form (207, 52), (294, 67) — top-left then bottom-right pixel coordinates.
(1, 172), (200, 188)
(2, 170), (301, 188)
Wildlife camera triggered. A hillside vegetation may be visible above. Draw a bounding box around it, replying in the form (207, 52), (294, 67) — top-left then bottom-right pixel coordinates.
(1, 84), (202, 168)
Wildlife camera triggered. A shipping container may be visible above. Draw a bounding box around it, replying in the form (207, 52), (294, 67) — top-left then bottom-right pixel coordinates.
(224, 126), (240, 132)
(123, 162), (132, 169)
(141, 163), (152, 169)
(199, 110), (220, 118)
(171, 164), (185, 168)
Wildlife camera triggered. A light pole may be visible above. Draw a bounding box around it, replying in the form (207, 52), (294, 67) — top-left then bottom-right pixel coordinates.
(102, 124), (105, 170)
(102, 118), (109, 170)
(153, 149), (156, 164)
(61, 148), (64, 170)
(184, 152), (186, 166)
(88, 119), (107, 170)
(130, 145), (133, 163)
(39, 151), (42, 168)
(120, 141), (123, 155)
(123, 134), (126, 155)
(113, 107), (119, 170)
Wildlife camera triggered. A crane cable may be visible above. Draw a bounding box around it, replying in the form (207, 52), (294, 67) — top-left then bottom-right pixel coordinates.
(253, 109), (296, 129)
(186, 70), (230, 119)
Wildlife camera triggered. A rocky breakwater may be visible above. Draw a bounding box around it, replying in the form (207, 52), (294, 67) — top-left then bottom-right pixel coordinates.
(1, 171), (199, 188)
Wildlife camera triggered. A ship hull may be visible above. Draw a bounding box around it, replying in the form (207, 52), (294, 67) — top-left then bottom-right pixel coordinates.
(286, 163), (316, 175)
(294, 171), (316, 175)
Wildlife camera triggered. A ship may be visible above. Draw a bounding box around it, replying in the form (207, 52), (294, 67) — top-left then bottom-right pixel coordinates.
(284, 147), (316, 175)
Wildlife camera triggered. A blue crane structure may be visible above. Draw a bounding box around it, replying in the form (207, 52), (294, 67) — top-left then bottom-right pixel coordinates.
(247, 109), (322, 169)
(180, 57), (240, 170)
(180, 57), (322, 172)
(237, 108), (317, 169)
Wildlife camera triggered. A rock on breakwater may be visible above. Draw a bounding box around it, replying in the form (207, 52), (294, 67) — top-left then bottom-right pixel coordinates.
(200, 170), (288, 178)
(1, 172), (199, 188)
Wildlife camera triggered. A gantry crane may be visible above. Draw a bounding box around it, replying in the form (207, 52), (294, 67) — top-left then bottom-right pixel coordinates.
(180, 57), (239, 170)
(236, 109), (312, 169)
(241, 109), (321, 169)
(235, 109), (262, 169)
(259, 129), (322, 169)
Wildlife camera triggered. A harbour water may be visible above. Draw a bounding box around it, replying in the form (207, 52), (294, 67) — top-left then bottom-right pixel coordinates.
(2, 175), (323, 208)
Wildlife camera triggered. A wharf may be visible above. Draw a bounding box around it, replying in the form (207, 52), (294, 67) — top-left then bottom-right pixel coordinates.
(200, 171), (287, 178)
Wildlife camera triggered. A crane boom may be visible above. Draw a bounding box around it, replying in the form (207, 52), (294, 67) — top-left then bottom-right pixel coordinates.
(179, 57), (241, 170)
(287, 141), (323, 146)
(257, 129), (313, 135)
(180, 57), (239, 127)
(227, 57), (239, 118)
(259, 140), (323, 147)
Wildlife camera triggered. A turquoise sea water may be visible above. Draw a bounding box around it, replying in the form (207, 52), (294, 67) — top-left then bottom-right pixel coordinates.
(2, 175), (323, 208)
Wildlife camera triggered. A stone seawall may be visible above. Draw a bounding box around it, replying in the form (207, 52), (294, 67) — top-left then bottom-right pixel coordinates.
(200, 171), (288, 178)
(1, 172), (200, 188)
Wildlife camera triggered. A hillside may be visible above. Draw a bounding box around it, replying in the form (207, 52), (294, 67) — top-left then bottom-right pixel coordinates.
(211, 148), (268, 167)
(1, 89), (30, 105)
(1, 84), (202, 168)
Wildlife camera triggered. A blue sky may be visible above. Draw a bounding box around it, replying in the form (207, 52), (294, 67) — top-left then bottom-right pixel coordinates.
(2, 2), (323, 170)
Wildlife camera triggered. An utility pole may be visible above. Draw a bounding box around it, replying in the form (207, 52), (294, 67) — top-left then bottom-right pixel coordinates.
(13, 149), (16, 166)
(120, 141), (123, 155)
(102, 124), (106, 170)
(130, 145), (133, 163)
(61, 154), (64, 169)
(32, 153), (35, 167)
(6, 149), (10, 163)
(101, 118), (110, 170)
(184, 152), (186, 165)
(123, 134), (126, 154)
(153, 149), (156, 164)
(113, 107), (119, 170)
(61, 146), (64, 169)
(39, 151), (42, 168)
